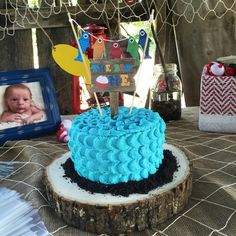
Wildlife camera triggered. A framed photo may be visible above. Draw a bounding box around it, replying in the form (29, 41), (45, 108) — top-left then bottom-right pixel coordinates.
(0, 68), (61, 143)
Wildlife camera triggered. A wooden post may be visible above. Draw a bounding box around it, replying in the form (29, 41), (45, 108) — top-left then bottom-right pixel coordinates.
(109, 92), (119, 117)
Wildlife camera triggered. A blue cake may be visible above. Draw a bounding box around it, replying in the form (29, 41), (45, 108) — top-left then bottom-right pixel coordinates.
(68, 106), (166, 185)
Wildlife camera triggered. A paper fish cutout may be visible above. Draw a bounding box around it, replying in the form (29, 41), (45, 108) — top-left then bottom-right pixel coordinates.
(138, 29), (152, 59)
(52, 44), (91, 84)
(75, 31), (90, 62)
(127, 36), (140, 65)
(110, 41), (124, 59)
(92, 36), (105, 59)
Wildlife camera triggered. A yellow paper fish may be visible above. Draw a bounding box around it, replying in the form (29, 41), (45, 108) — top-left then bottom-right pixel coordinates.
(92, 36), (105, 59)
(52, 44), (91, 84)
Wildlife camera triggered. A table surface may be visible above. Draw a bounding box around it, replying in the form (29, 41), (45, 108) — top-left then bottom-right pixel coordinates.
(1, 107), (236, 236)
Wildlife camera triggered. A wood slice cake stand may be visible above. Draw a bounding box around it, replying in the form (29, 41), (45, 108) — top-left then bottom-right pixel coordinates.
(43, 144), (192, 235)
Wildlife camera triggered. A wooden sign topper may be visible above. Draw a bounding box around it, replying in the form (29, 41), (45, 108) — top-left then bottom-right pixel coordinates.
(90, 58), (137, 93)
(90, 58), (138, 116)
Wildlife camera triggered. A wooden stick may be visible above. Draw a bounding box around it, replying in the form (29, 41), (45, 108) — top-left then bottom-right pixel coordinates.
(129, 12), (153, 114)
(67, 12), (103, 116)
(150, 23), (169, 92)
(93, 92), (103, 116)
(171, 9), (183, 82)
(110, 91), (119, 117)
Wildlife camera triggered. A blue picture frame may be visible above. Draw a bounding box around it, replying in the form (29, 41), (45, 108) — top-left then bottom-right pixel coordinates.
(0, 68), (61, 144)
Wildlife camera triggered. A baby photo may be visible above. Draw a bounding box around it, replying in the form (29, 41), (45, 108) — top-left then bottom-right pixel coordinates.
(0, 82), (47, 130)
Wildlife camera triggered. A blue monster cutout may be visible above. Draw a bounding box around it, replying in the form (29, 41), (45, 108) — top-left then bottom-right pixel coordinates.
(75, 31), (90, 62)
(138, 29), (152, 59)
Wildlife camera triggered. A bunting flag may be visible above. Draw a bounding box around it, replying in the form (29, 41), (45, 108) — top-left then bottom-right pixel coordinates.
(92, 36), (106, 59)
(74, 31), (90, 62)
(138, 29), (152, 59)
(126, 36), (140, 65)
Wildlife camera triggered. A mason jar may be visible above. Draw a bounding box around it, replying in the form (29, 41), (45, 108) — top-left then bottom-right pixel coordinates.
(151, 63), (182, 121)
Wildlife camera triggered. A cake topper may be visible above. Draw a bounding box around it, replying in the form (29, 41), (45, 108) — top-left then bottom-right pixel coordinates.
(52, 13), (154, 117)
(90, 58), (137, 116)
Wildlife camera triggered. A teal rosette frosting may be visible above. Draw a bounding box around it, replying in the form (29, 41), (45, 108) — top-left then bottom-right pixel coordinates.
(68, 106), (166, 185)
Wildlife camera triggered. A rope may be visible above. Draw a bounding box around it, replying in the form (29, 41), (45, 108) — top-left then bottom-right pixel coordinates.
(1, 1), (235, 40)
(22, 0), (55, 49)
(71, 19), (129, 43)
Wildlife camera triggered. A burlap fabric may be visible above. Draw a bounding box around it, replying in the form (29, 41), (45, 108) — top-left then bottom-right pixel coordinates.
(0, 107), (236, 236)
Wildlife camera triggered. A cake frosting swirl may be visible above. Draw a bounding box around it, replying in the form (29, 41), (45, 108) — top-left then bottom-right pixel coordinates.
(68, 106), (166, 185)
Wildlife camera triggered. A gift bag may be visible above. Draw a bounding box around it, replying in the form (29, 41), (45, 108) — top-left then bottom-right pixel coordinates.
(199, 65), (236, 133)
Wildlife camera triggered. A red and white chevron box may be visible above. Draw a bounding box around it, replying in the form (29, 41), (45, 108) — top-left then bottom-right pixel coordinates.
(199, 65), (236, 133)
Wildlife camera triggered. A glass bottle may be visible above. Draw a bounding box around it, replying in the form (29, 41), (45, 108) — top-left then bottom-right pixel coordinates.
(151, 63), (182, 121)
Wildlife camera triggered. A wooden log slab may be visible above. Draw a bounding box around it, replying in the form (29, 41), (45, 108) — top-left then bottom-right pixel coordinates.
(43, 144), (192, 235)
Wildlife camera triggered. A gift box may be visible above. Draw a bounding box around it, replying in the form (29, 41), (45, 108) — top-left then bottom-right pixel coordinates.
(199, 65), (236, 133)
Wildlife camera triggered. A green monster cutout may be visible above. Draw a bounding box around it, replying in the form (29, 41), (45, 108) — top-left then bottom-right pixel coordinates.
(126, 36), (140, 66)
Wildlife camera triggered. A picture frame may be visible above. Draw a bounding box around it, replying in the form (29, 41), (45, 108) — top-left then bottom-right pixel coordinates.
(0, 68), (61, 143)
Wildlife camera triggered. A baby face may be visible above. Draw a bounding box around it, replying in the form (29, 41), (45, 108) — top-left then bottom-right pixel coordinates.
(6, 88), (31, 114)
